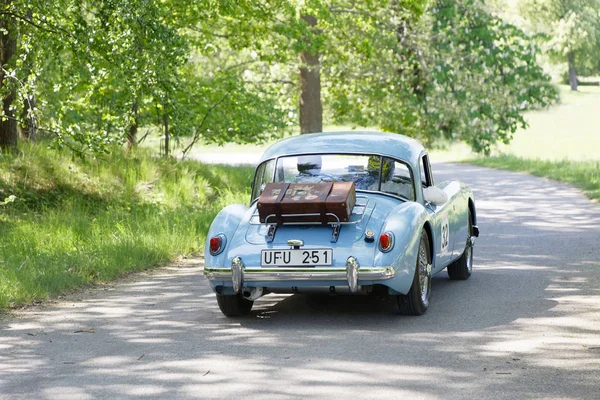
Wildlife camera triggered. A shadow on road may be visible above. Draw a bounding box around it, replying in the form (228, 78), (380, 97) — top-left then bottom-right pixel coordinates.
(1, 163), (600, 399)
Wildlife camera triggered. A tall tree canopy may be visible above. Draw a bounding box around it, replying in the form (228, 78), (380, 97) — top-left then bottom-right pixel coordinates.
(0, 0), (291, 154)
(320, 0), (558, 153)
(520, 0), (600, 90)
(1, 0), (559, 155)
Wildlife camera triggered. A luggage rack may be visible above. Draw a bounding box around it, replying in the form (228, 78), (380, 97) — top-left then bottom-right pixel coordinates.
(252, 196), (369, 243)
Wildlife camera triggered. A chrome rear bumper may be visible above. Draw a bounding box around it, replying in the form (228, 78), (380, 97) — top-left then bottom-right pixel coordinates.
(204, 267), (395, 281)
(204, 256), (395, 294)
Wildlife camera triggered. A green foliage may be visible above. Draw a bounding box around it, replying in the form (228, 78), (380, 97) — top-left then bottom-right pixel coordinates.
(0, 142), (253, 308)
(322, 0), (558, 154)
(520, 0), (600, 76)
(467, 155), (600, 201)
(3, 0), (561, 155)
(2, 0), (292, 154)
(1, 194), (15, 205)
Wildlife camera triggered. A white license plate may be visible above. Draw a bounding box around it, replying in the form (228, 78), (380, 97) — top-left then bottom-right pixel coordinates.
(261, 248), (333, 267)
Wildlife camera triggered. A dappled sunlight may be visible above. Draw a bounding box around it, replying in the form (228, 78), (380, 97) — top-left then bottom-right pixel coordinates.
(2, 163), (600, 398)
(434, 164), (600, 235)
(475, 263), (552, 271)
(1, 260), (599, 398)
(42, 387), (93, 400)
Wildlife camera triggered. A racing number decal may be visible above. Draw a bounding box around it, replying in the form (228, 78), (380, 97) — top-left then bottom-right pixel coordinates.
(441, 216), (450, 254)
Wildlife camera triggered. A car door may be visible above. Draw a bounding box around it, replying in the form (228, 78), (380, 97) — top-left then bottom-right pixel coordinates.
(420, 154), (455, 271)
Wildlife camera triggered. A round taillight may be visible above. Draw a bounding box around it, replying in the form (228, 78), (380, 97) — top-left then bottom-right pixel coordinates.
(379, 232), (394, 253)
(209, 235), (225, 255)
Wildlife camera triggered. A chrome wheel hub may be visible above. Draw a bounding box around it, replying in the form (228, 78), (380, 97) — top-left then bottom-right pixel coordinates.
(418, 241), (431, 306)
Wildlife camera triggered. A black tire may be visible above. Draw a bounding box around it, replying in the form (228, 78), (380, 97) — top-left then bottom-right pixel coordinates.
(216, 294), (253, 317)
(397, 231), (432, 316)
(447, 210), (473, 280)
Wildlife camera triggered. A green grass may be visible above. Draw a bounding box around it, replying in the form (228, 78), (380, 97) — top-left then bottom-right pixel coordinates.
(466, 85), (600, 203)
(492, 85), (600, 161)
(0, 143), (253, 309)
(468, 156), (600, 202)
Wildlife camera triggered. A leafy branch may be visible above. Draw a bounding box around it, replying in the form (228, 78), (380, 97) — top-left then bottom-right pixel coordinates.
(181, 89), (233, 159)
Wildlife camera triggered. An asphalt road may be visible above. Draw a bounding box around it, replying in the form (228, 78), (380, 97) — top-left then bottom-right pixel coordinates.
(1, 163), (600, 399)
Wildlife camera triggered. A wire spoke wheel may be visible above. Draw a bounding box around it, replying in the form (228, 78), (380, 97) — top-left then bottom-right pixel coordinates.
(419, 238), (431, 307)
(397, 230), (432, 315)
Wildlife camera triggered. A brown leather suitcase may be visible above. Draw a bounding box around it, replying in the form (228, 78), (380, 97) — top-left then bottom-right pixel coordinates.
(326, 181), (356, 222)
(279, 182), (333, 223)
(257, 182), (356, 224)
(257, 183), (291, 224)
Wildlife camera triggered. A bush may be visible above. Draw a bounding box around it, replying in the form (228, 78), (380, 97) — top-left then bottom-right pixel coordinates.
(0, 143), (253, 308)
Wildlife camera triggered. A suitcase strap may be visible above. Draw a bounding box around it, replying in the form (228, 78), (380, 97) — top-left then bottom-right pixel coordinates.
(319, 182), (333, 224)
(274, 183), (290, 226)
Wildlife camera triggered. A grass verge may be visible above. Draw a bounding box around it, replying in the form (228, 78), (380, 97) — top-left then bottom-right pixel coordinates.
(467, 155), (600, 202)
(491, 85), (600, 161)
(0, 143), (253, 309)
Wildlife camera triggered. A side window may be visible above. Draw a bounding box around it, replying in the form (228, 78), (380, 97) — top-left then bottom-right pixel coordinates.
(380, 157), (415, 201)
(420, 154), (433, 187)
(251, 160), (275, 200)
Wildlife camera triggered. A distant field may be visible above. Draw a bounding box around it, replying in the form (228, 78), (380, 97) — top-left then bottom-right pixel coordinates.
(492, 85), (600, 161)
(467, 84), (600, 203)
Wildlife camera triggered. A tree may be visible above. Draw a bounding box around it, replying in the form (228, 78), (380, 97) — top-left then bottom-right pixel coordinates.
(195, 1), (316, 136)
(2, 0), (559, 155)
(299, 14), (323, 134)
(0, 0), (293, 155)
(0, 0), (19, 151)
(521, 0), (600, 90)
(320, 0), (558, 153)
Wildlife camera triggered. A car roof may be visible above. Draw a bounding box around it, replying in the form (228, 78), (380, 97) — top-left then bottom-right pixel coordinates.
(259, 131), (425, 166)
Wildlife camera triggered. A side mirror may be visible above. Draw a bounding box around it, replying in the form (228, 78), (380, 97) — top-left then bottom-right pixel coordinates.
(423, 186), (448, 206)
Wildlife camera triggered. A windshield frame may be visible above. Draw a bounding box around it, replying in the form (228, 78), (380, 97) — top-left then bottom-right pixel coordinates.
(250, 152), (416, 204)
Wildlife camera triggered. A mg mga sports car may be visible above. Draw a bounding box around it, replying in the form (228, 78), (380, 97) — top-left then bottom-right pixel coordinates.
(204, 131), (479, 316)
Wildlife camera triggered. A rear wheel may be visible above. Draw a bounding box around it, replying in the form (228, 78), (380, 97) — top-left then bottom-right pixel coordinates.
(447, 210), (473, 280)
(216, 293), (253, 317)
(397, 231), (432, 316)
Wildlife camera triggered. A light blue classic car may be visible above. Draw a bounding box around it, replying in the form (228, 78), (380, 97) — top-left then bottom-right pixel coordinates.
(204, 132), (479, 316)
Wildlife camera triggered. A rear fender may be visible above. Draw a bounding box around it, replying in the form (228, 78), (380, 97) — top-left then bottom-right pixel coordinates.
(374, 202), (430, 295)
(205, 204), (249, 268)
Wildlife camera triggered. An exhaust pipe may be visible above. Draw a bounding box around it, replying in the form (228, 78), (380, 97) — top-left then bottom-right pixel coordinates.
(243, 287), (264, 301)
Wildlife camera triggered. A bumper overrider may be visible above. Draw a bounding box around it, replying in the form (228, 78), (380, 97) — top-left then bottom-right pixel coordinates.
(204, 256), (395, 294)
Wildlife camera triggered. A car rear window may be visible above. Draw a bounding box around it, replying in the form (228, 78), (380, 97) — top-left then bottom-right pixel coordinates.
(252, 154), (415, 202)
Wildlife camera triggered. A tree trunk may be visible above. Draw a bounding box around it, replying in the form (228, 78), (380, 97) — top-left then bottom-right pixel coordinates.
(299, 14), (322, 135)
(18, 8), (35, 141)
(163, 112), (169, 157)
(127, 101), (138, 149)
(568, 52), (578, 91)
(0, 5), (18, 152)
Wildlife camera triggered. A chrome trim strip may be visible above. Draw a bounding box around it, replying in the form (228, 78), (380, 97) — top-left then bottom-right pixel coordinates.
(265, 212), (340, 225)
(204, 266), (395, 282)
